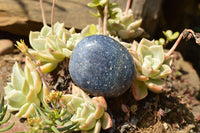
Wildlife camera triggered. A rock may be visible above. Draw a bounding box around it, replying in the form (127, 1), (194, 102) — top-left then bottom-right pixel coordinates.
(69, 35), (135, 97)
(0, 0), (127, 36)
(0, 39), (14, 55)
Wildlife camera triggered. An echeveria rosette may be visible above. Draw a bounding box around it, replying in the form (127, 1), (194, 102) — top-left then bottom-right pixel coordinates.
(107, 8), (143, 39)
(29, 22), (82, 73)
(61, 84), (112, 133)
(130, 38), (172, 100)
(4, 57), (49, 118)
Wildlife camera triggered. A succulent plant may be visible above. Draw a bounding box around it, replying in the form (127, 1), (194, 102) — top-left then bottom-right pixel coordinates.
(107, 7), (143, 39)
(29, 22), (82, 73)
(27, 91), (79, 133)
(88, 0), (118, 33)
(88, 0), (118, 21)
(129, 38), (172, 100)
(4, 57), (49, 118)
(163, 30), (179, 42)
(155, 30), (179, 45)
(61, 84), (112, 133)
(0, 96), (15, 132)
(155, 38), (166, 45)
(88, 0), (143, 39)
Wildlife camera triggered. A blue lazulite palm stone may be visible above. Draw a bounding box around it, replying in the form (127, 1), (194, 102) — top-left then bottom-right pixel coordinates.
(69, 35), (135, 97)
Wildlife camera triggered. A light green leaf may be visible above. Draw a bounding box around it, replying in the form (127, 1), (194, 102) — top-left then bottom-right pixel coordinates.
(155, 38), (165, 45)
(81, 102), (96, 120)
(163, 30), (179, 41)
(137, 44), (151, 63)
(15, 103), (31, 117)
(120, 14), (134, 26)
(62, 48), (72, 58)
(87, 24), (98, 36)
(6, 91), (26, 110)
(11, 63), (26, 91)
(118, 29), (135, 39)
(87, 3), (98, 8)
(142, 56), (160, 77)
(29, 49), (62, 63)
(149, 45), (164, 66)
(29, 31), (40, 47)
(40, 25), (51, 37)
(152, 64), (172, 79)
(4, 84), (15, 97)
(99, 0), (107, 5)
(127, 19), (142, 30)
(40, 62), (58, 73)
(49, 50), (65, 59)
(145, 79), (164, 93)
(108, 21), (125, 32)
(31, 38), (47, 51)
(79, 113), (96, 130)
(131, 79), (148, 101)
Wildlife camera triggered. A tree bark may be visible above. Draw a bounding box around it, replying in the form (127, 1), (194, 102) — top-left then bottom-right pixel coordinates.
(131, 0), (163, 36)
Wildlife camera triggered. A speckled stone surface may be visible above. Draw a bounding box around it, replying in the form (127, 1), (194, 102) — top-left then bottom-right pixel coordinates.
(69, 35), (135, 97)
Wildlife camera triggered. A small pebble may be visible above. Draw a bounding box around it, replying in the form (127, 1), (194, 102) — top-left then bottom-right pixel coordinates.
(0, 39), (14, 55)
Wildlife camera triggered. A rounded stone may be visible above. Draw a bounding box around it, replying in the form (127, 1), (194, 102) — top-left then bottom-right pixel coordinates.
(69, 35), (135, 97)
(0, 39), (14, 55)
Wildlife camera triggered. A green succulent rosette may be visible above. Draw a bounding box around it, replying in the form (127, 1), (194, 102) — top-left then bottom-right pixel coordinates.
(130, 38), (172, 100)
(107, 8), (143, 39)
(61, 84), (112, 133)
(4, 57), (49, 118)
(29, 22), (83, 73)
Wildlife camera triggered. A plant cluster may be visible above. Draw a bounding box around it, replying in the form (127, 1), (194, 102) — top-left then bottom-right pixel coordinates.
(2, 0), (197, 132)
(27, 91), (79, 133)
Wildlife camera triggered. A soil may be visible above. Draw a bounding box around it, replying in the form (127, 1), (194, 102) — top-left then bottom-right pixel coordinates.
(0, 32), (200, 133)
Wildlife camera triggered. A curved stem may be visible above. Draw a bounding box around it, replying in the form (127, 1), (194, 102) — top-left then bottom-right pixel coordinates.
(98, 18), (103, 33)
(27, 53), (51, 92)
(51, 0), (57, 35)
(125, 0), (131, 15)
(103, 0), (108, 35)
(40, 0), (47, 25)
(165, 33), (183, 59)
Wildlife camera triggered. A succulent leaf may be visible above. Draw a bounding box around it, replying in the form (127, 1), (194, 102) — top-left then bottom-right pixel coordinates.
(131, 79), (148, 101)
(144, 79), (164, 93)
(6, 91), (26, 111)
(155, 38), (165, 45)
(31, 38), (47, 51)
(152, 64), (172, 79)
(39, 62), (58, 73)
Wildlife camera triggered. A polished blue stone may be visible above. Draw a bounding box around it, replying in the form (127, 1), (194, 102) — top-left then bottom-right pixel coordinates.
(69, 35), (135, 97)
